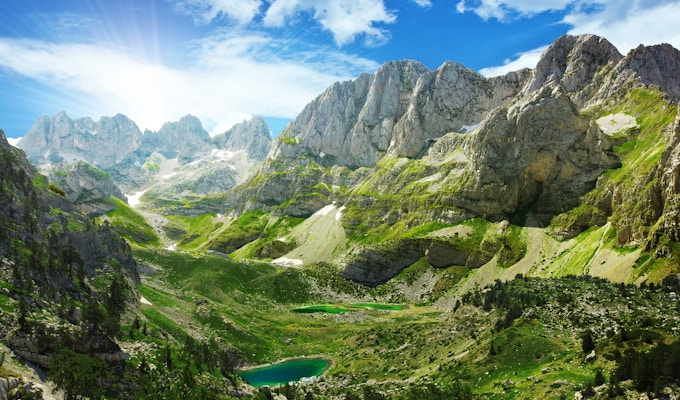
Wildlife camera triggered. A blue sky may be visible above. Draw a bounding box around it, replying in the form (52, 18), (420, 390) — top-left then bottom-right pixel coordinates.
(1, 0), (679, 142)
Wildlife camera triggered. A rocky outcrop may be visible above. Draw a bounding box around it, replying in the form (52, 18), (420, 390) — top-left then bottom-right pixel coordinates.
(454, 84), (620, 225)
(645, 102), (680, 248)
(340, 236), (504, 286)
(142, 115), (214, 162)
(595, 43), (680, 105)
(0, 375), (43, 400)
(42, 161), (126, 215)
(523, 34), (623, 106)
(268, 60), (530, 169)
(213, 116), (272, 161)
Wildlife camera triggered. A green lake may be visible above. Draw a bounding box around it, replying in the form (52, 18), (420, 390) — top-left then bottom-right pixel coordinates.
(237, 358), (331, 387)
(292, 303), (407, 314)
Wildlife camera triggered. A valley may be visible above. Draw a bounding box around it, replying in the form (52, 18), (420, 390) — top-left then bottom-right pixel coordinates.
(2, 33), (680, 399)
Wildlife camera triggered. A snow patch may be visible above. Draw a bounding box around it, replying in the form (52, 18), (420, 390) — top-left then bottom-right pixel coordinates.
(272, 257), (304, 267)
(336, 205), (345, 221)
(126, 189), (148, 207)
(166, 243), (177, 251)
(460, 122), (481, 133)
(312, 204), (336, 217)
(162, 172), (178, 180)
(140, 296), (152, 305)
(7, 137), (22, 146)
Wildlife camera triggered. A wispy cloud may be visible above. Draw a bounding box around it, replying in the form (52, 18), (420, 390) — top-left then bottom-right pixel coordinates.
(467, 0), (680, 75)
(0, 32), (378, 135)
(172, 0), (263, 25)
(172, 0), (398, 46)
(455, 0), (576, 22)
(478, 45), (548, 77)
(263, 0), (397, 46)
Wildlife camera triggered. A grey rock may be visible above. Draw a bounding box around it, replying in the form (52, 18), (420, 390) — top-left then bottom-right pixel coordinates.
(213, 116), (272, 161)
(142, 114), (214, 162)
(42, 161), (127, 215)
(523, 34), (623, 106)
(455, 84), (620, 225)
(269, 60), (530, 169)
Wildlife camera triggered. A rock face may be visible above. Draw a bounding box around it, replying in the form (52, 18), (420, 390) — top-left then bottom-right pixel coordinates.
(268, 60), (530, 168)
(523, 34), (623, 106)
(142, 115), (214, 162)
(456, 84), (620, 225)
(17, 113), (273, 199)
(42, 161), (127, 215)
(213, 116), (272, 161)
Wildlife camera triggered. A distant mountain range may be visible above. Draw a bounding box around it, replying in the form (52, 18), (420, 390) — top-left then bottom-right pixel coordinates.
(16, 112), (273, 212)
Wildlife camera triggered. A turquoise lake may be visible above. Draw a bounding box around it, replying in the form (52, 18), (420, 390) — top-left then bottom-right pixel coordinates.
(237, 358), (331, 387)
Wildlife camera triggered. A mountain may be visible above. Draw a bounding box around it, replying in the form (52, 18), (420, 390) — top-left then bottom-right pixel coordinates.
(5, 33), (680, 399)
(0, 128), (139, 377)
(213, 115), (272, 161)
(141, 115), (214, 162)
(201, 34), (680, 287)
(41, 161), (127, 215)
(17, 113), (273, 206)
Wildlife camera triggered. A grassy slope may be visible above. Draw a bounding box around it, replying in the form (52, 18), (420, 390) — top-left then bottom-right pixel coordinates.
(130, 246), (680, 398)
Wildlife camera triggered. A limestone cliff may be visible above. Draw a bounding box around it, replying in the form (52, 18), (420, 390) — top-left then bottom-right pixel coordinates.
(213, 116), (272, 161)
(42, 161), (127, 215)
(268, 60), (530, 168)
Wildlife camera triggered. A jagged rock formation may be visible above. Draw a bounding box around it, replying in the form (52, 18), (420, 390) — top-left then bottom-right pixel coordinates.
(269, 60), (530, 168)
(18, 112), (144, 168)
(213, 116), (272, 161)
(458, 84), (620, 225)
(42, 161), (127, 215)
(17, 113), (273, 203)
(215, 34), (680, 285)
(142, 115), (214, 162)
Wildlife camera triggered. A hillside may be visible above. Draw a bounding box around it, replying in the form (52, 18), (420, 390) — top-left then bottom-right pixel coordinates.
(186, 34), (680, 288)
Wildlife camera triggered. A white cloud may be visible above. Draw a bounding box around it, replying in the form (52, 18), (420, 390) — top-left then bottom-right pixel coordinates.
(173, 0), (263, 25)
(412, 0), (433, 7)
(455, 0), (576, 21)
(564, 1), (680, 52)
(478, 45), (548, 76)
(0, 34), (378, 135)
(264, 0), (397, 46)
(473, 1), (680, 76)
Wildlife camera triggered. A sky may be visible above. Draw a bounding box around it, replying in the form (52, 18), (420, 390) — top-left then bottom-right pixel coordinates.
(1, 0), (679, 143)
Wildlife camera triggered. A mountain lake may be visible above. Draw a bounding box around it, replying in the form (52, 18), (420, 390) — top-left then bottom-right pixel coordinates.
(236, 357), (331, 387)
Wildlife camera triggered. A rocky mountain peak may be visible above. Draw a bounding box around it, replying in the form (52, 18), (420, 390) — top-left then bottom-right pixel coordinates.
(212, 116), (272, 161)
(619, 43), (680, 102)
(144, 114), (214, 162)
(268, 57), (528, 169)
(524, 34), (622, 105)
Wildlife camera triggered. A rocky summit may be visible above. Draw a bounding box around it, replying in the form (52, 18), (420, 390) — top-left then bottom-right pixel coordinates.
(3, 33), (680, 399)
